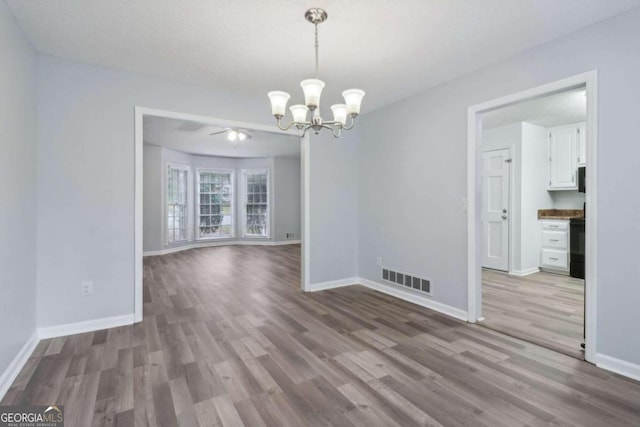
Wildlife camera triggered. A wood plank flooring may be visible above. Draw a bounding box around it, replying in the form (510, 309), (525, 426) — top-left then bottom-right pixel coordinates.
(3, 245), (640, 426)
(481, 269), (584, 359)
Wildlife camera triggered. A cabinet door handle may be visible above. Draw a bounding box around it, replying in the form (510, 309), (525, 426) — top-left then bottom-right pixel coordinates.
(550, 239), (559, 242)
(549, 257), (559, 261)
(549, 225), (559, 228)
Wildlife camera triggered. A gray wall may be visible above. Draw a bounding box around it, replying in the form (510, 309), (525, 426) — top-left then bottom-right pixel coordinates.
(142, 145), (163, 251)
(359, 8), (640, 364)
(37, 55), (352, 328)
(309, 130), (359, 283)
(143, 147), (300, 252)
(0, 1), (38, 379)
(273, 156), (301, 242)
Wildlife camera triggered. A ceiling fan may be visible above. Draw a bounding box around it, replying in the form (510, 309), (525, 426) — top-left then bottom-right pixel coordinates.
(209, 128), (253, 142)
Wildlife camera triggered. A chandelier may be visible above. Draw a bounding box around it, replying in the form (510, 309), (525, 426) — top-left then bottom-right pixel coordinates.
(268, 8), (365, 138)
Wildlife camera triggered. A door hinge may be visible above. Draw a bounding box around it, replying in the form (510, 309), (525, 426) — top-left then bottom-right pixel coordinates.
(504, 159), (512, 163)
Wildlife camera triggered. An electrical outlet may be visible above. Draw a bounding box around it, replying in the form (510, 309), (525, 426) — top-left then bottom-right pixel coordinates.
(80, 280), (93, 296)
(376, 256), (383, 267)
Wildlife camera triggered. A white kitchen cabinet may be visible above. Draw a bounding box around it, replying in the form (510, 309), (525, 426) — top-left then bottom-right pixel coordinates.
(547, 122), (585, 190)
(576, 122), (587, 166)
(540, 220), (570, 274)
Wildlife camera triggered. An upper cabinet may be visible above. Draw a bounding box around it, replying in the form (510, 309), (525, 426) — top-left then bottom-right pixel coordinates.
(548, 122), (585, 191)
(576, 122), (586, 166)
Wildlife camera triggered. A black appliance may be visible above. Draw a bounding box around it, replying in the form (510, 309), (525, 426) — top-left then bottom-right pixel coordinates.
(570, 218), (585, 279)
(578, 166), (586, 193)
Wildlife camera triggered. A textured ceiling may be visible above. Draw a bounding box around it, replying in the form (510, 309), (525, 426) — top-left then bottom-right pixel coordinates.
(143, 116), (300, 158)
(482, 88), (586, 129)
(8, 0), (640, 112)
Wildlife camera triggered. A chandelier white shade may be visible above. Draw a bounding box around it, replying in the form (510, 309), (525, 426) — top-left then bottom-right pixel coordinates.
(268, 8), (365, 138)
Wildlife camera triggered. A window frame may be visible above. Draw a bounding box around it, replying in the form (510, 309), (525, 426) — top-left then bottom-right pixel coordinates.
(195, 168), (236, 240)
(165, 162), (190, 246)
(240, 168), (271, 239)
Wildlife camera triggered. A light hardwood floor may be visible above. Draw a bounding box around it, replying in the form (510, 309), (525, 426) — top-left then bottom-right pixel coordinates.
(3, 245), (640, 426)
(481, 269), (584, 359)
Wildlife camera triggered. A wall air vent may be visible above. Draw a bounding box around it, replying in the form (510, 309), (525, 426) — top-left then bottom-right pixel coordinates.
(381, 267), (431, 295)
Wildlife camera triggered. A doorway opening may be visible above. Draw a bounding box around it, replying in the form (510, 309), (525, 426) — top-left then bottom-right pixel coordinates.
(467, 72), (598, 363)
(134, 108), (308, 323)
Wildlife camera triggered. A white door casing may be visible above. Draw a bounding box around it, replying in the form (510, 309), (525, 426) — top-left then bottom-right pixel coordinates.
(467, 71), (598, 364)
(481, 148), (510, 271)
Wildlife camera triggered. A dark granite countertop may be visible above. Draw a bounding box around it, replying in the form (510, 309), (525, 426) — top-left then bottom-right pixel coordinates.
(538, 209), (585, 220)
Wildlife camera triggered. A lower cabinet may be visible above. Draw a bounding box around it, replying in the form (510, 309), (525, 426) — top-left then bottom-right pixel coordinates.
(540, 220), (569, 274)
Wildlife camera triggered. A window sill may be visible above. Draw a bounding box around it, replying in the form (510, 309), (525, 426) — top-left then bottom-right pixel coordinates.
(196, 236), (236, 241)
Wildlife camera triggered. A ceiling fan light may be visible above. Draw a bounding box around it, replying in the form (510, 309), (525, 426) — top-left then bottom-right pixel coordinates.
(290, 104), (309, 123)
(267, 91), (290, 117)
(342, 89), (365, 115)
(300, 79), (325, 110)
(237, 131), (247, 141)
(330, 104), (348, 126)
(227, 130), (238, 141)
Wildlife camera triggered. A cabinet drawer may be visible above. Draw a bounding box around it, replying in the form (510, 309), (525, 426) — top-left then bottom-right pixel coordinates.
(542, 231), (568, 250)
(541, 220), (568, 231)
(541, 249), (568, 269)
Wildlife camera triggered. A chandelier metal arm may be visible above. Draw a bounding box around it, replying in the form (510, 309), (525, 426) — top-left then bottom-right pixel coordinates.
(275, 117), (311, 132)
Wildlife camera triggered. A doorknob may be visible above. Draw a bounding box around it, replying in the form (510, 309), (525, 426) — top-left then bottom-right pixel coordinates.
(502, 209), (507, 213)
(502, 215), (507, 220)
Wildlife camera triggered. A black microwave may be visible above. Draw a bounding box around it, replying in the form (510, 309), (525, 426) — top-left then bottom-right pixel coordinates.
(578, 166), (586, 193)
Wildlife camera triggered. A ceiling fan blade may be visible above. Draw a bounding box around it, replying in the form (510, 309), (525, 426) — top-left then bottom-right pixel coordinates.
(209, 129), (229, 136)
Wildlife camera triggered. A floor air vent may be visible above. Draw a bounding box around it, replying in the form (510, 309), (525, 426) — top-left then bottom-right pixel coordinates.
(382, 268), (431, 294)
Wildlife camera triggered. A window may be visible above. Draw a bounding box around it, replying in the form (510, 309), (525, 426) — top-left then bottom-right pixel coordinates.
(242, 169), (269, 237)
(166, 164), (189, 244)
(197, 169), (234, 238)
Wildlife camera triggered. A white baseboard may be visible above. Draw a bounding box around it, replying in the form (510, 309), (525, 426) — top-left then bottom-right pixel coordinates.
(0, 331), (39, 401)
(509, 267), (540, 277)
(38, 314), (135, 340)
(307, 277), (359, 292)
(305, 276), (468, 322)
(271, 240), (302, 246)
(144, 240), (301, 256)
(358, 278), (469, 321)
(595, 353), (640, 382)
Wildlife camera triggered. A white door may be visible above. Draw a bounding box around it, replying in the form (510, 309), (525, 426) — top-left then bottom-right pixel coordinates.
(482, 148), (510, 271)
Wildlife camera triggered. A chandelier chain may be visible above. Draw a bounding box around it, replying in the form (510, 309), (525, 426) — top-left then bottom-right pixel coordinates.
(314, 23), (319, 79)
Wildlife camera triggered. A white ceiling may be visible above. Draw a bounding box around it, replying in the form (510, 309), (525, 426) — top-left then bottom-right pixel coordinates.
(143, 116), (300, 158)
(8, 1), (640, 112)
(482, 88), (587, 129)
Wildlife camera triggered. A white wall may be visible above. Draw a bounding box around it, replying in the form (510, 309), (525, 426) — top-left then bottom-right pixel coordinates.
(0, 1), (38, 382)
(37, 55), (355, 328)
(550, 191), (586, 209)
(521, 123), (553, 273)
(359, 8), (640, 365)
